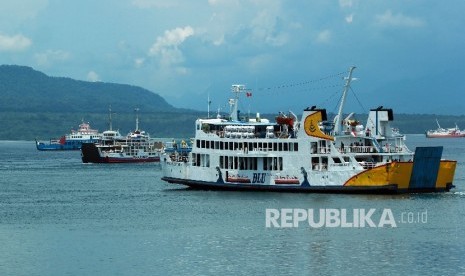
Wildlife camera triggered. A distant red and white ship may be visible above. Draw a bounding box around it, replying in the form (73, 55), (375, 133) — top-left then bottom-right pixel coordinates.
(426, 120), (465, 138)
(81, 109), (162, 163)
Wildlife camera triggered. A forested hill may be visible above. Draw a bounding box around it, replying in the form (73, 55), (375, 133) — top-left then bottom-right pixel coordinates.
(0, 65), (174, 113)
(0, 65), (201, 140)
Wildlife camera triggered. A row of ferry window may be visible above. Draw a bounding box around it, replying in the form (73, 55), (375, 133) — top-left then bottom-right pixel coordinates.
(196, 140), (299, 152)
(190, 154), (284, 171)
(70, 136), (99, 139)
(219, 156), (283, 171)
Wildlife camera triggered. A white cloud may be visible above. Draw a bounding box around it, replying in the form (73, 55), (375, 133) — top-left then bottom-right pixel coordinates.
(250, 8), (288, 46)
(175, 67), (189, 75)
(339, 0), (353, 8)
(0, 0), (48, 29)
(345, 13), (354, 23)
(316, 30), (331, 43)
(34, 49), (70, 67)
(247, 53), (272, 73)
(0, 33), (32, 52)
(131, 0), (177, 8)
(375, 10), (425, 28)
(148, 26), (195, 67)
(134, 58), (145, 68)
(87, 71), (100, 82)
(203, 0), (292, 48)
(208, 0), (240, 7)
(212, 34), (225, 46)
(0, 0), (48, 19)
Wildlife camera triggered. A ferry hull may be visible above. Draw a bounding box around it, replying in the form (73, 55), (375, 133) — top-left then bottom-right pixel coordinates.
(36, 139), (98, 151)
(161, 147), (456, 194)
(36, 143), (80, 151)
(84, 156), (160, 163)
(81, 143), (160, 163)
(426, 134), (465, 138)
(161, 177), (453, 194)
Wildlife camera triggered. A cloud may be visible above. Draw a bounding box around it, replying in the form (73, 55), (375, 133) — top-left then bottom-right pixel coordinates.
(34, 49), (70, 67)
(203, 0), (292, 49)
(0, 33), (32, 51)
(0, 0), (48, 29)
(134, 58), (145, 68)
(339, 0), (353, 8)
(375, 10), (425, 28)
(148, 26), (195, 67)
(345, 13), (354, 23)
(131, 0), (177, 8)
(250, 9), (288, 47)
(316, 30), (331, 43)
(212, 34), (225, 46)
(208, 0), (239, 6)
(87, 71), (100, 82)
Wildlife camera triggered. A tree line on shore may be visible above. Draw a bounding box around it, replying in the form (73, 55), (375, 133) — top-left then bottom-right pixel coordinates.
(2, 111), (465, 141)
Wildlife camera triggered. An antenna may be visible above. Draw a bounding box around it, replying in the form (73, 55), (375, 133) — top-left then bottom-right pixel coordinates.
(134, 107), (140, 131)
(207, 94), (211, 118)
(108, 105), (113, 131)
(334, 66), (356, 135)
(216, 105), (221, 119)
(230, 84), (249, 121)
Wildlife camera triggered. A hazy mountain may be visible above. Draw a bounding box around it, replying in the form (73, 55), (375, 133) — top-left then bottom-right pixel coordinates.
(0, 65), (175, 113)
(0, 65), (204, 140)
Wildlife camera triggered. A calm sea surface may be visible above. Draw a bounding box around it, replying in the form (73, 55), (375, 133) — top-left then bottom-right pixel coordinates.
(1, 136), (465, 275)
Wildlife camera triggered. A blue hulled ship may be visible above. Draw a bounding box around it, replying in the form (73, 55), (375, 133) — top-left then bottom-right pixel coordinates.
(36, 121), (101, 151)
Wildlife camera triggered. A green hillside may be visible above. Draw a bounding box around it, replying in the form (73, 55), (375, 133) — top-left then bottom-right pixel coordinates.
(0, 65), (174, 113)
(0, 65), (202, 139)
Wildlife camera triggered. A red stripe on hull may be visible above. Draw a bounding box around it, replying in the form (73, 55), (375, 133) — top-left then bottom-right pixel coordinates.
(274, 179), (300, 184)
(102, 157), (160, 163)
(426, 135), (465, 138)
(226, 177), (251, 183)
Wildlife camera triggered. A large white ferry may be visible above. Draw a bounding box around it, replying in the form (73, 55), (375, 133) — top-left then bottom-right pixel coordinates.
(161, 67), (457, 193)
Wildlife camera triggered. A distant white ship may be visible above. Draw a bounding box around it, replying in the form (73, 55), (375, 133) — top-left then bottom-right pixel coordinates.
(426, 119), (465, 138)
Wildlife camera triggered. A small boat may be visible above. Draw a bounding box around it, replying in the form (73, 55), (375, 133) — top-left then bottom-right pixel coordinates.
(81, 110), (162, 163)
(36, 121), (101, 151)
(275, 113), (294, 127)
(426, 119), (465, 138)
(161, 67), (457, 193)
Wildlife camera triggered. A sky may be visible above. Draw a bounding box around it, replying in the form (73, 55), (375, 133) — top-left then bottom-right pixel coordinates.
(1, 0), (465, 115)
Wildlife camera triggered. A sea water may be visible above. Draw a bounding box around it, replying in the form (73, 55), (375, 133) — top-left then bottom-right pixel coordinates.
(0, 136), (464, 275)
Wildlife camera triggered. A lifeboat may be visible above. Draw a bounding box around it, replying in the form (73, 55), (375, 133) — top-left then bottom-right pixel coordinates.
(276, 116), (294, 127)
